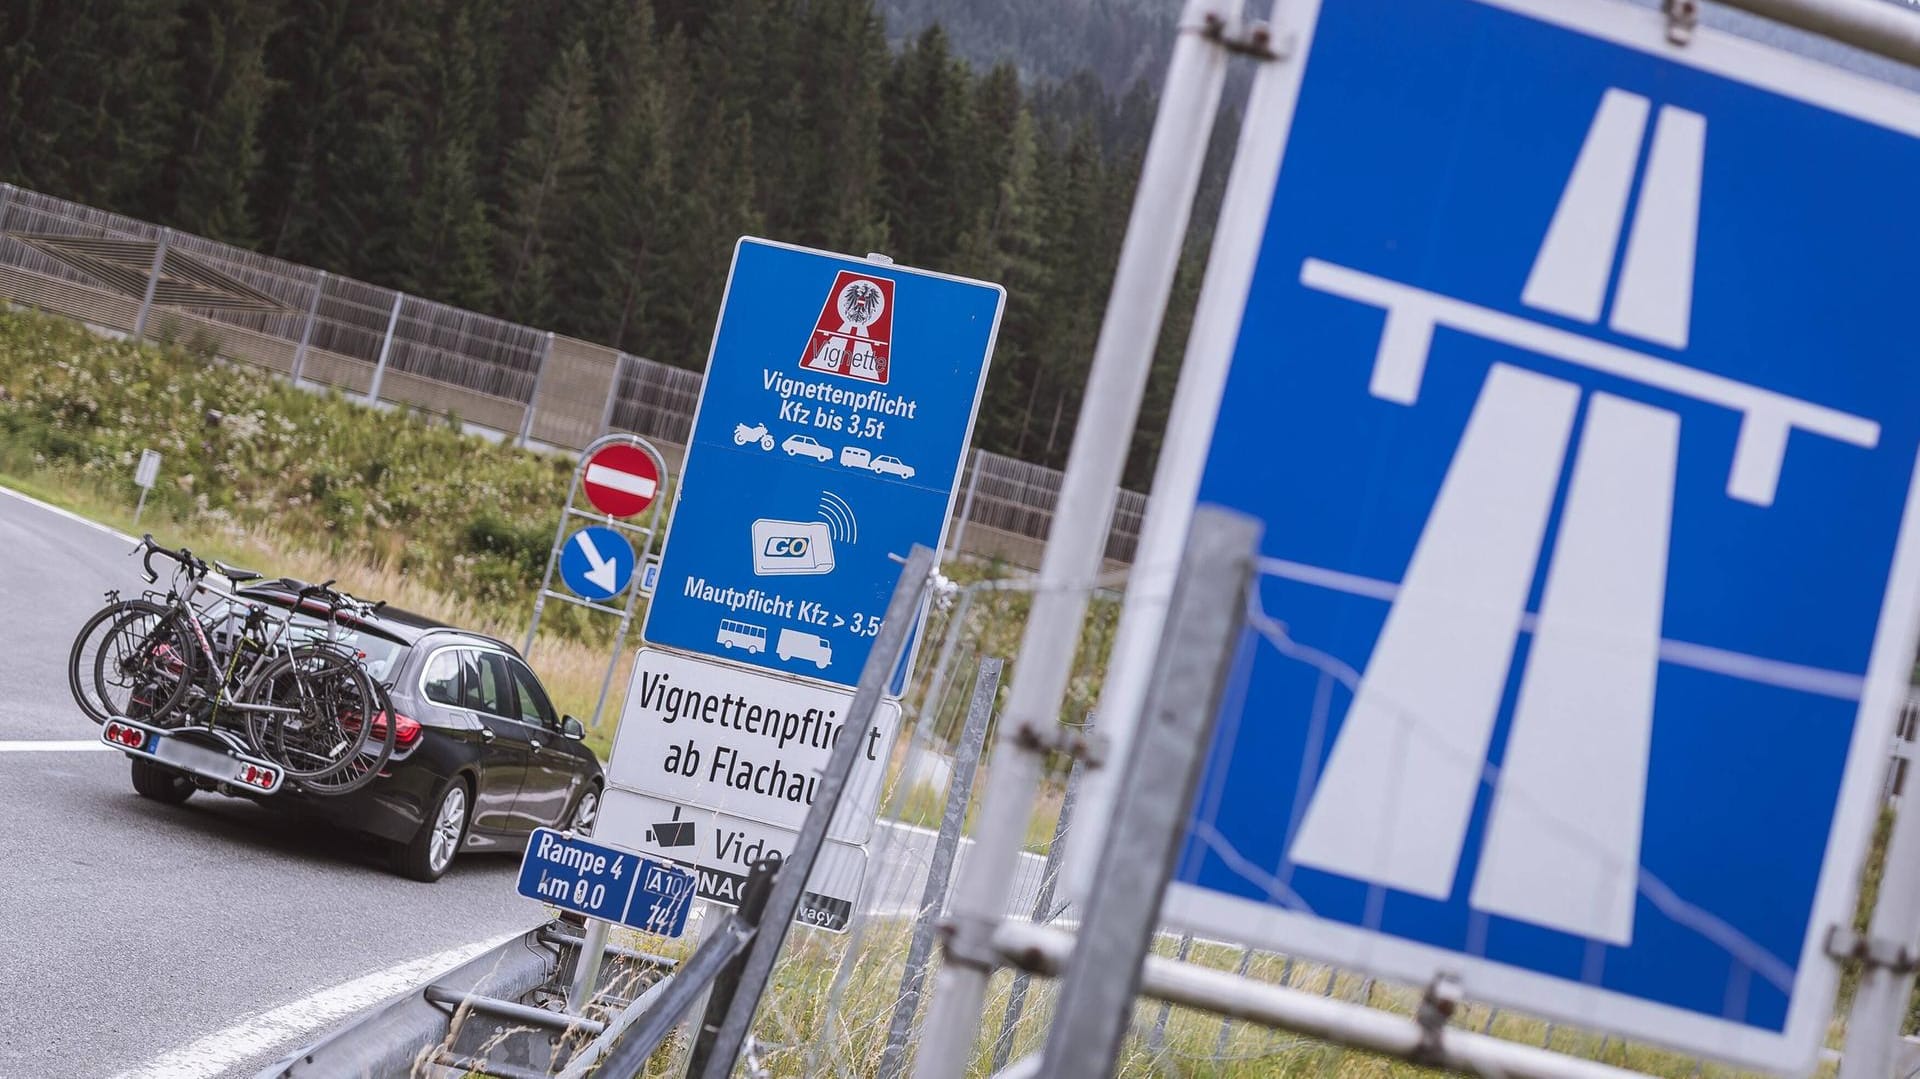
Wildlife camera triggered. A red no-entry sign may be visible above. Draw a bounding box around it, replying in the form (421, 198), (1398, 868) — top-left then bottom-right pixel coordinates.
(580, 442), (660, 518)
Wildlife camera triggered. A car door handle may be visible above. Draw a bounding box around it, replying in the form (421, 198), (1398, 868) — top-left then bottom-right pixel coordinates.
(529, 738), (544, 751)
(479, 727), (496, 742)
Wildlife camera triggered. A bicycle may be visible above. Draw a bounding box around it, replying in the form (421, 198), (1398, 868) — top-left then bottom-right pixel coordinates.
(89, 537), (380, 786)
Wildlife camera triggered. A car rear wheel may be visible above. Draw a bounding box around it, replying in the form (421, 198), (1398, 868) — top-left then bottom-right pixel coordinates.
(392, 778), (469, 882)
(567, 784), (601, 836)
(130, 758), (194, 804)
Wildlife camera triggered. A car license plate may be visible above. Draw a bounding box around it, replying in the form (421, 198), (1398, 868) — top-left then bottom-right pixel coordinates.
(152, 732), (246, 781)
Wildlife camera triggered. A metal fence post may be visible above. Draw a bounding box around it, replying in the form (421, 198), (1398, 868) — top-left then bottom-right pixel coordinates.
(290, 270), (326, 386)
(877, 656), (1004, 1079)
(519, 331), (555, 447)
(1146, 934), (1196, 1055)
(1036, 506), (1260, 1079)
(946, 448), (981, 564)
(132, 228), (171, 341)
(600, 353), (629, 436)
(990, 735), (1088, 1072)
(366, 291), (403, 404)
(697, 546), (936, 1079)
(0, 183), (15, 231)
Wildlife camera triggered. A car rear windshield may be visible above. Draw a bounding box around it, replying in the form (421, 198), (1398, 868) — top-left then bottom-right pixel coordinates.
(244, 598), (410, 686)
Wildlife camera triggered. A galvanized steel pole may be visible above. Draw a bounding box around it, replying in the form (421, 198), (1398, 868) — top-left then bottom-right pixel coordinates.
(519, 331), (555, 447)
(697, 546), (936, 1079)
(290, 271), (326, 386)
(366, 291), (404, 404)
(1037, 507), (1259, 1078)
(1716, 0), (1920, 67)
(910, 4), (1238, 1075)
(132, 228), (170, 341)
(877, 657), (1005, 1079)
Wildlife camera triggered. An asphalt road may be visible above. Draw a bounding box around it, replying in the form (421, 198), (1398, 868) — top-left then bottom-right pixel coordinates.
(0, 490), (539, 1079)
(0, 486), (1065, 1079)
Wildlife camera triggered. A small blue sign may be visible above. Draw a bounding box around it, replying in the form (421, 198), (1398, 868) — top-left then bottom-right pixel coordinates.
(643, 239), (1002, 690)
(560, 526), (635, 602)
(517, 827), (696, 937)
(1146, 0), (1920, 1070)
(640, 557), (660, 594)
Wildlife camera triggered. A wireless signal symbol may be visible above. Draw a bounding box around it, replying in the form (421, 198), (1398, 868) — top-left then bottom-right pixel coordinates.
(817, 492), (858, 544)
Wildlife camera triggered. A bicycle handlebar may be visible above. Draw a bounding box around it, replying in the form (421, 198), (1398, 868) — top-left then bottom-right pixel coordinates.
(135, 533), (208, 585)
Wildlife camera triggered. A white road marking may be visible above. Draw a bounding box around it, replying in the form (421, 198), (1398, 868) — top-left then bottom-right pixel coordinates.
(106, 929), (528, 1079)
(0, 483), (138, 544)
(0, 739), (115, 752)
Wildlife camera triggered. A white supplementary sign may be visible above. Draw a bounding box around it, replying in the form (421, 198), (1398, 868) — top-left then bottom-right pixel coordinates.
(599, 788), (868, 932)
(134, 449), (160, 490)
(605, 647), (901, 845)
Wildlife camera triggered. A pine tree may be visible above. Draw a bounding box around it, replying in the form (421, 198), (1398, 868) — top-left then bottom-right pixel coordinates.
(497, 39), (598, 327)
(402, 7), (494, 309)
(578, 3), (681, 350)
(170, 0), (279, 245)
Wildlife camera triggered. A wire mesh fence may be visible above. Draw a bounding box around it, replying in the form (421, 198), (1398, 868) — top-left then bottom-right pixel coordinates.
(0, 182), (1148, 571)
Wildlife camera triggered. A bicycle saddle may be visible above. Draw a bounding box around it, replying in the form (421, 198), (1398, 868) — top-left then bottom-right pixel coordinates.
(214, 560), (263, 582)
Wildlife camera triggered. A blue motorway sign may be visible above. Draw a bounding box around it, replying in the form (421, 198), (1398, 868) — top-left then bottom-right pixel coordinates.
(560, 525), (635, 603)
(643, 239), (1002, 689)
(517, 827), (696, 937)
(1148, 0), (1920, 1069)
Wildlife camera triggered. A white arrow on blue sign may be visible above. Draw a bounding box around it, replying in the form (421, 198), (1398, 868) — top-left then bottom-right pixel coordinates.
(560, 525), (635, 602)
(516, 827), (695, 937)
(1079, 0), (1920, 1071)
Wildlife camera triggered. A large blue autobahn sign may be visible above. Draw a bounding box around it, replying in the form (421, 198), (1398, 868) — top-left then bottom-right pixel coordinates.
(1139, 0), (1920, 1069)
(644, 239), (1002, 691)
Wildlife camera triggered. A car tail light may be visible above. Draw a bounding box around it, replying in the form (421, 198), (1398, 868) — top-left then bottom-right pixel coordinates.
(103, 721), (148, 750)
(238, 763), (277, 790)
(345, 710), (423, 751)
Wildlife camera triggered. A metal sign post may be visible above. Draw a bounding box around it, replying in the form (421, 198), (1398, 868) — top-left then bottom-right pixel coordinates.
(131, 449), (160, 528)
(695, 544), (934, 1079)
(1073, 0), (1920, 1072)
(1038, 507), (1258, 1079)
(523, 433), (668, 731)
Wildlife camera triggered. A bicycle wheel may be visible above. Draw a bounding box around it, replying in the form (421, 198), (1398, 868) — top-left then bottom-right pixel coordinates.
(293, 679), (398, 796)
(93, 606), (198, 724)
(243, 646), (375, 780)
(69, 598), (167, 724)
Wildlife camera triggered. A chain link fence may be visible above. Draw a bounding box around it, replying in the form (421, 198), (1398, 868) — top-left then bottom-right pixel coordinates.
(0, 182), (1146, 570)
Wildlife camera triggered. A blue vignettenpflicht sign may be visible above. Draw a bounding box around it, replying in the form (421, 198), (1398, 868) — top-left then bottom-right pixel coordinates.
(1131, 0), (1920, 1071)
(643, 239), (1002, 690)
(516, 827), (696, 937)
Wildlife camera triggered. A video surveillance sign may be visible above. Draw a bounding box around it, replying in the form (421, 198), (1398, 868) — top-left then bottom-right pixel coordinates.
(643, 238), (1003, 691)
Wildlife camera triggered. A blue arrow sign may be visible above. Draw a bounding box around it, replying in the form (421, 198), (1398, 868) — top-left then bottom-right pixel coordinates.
(1117, 0), (1920, 1070)
(516, 827), (695, 937)
(560, 525), (635, 602)
(642, 239), (1002, 690)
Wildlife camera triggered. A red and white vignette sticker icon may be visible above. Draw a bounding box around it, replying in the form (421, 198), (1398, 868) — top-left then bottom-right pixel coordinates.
(800, 271), (895, 384)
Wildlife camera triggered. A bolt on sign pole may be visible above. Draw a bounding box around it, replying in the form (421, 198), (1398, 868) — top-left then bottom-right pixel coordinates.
(697, 545), (936, 1079)
(1036, 506), (1259, 1079)
(909, 3), (1239, 1075)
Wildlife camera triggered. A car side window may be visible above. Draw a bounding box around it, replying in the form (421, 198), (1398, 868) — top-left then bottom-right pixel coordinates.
(422, 649), (462, 707)
(508, 660), (558, 729)
(462, 650), (514, 717)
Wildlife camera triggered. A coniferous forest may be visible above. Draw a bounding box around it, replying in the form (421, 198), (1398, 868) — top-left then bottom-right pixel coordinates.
(0, 0), (1228, 486)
